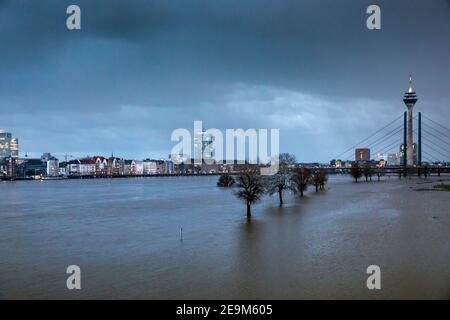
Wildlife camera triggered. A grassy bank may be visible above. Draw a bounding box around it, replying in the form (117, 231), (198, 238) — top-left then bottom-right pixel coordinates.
(416, 183), (450, 192)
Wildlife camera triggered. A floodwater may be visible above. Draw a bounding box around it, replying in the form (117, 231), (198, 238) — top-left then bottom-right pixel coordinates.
(0, 175), (449, 299)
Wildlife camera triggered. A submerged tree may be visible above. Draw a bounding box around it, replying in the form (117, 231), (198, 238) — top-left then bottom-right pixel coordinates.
(310, 169), (321, 192)
(423, 165), (430, 179)
(310, 168), (328, 192)
(318, 169), (328, 190)
(376, 169), (384, 181)
(291, 167), (311, 197)
(267, 153), (296, 205)
(363, 164), (373, 182)
(217, 172), (235, 187)
(235, 169), (265, 218)
(350, 163), (362, 183)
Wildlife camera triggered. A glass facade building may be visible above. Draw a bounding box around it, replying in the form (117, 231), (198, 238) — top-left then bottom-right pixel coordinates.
(194, 131), (215, 163)
(0, 131), (19, 159)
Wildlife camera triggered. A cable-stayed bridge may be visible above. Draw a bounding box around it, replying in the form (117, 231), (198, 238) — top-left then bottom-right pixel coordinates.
(328, 76), (449, 176)
(329, 112), (450, 176)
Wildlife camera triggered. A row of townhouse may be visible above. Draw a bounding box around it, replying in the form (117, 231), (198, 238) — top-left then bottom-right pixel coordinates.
(63, 156), (168, 176)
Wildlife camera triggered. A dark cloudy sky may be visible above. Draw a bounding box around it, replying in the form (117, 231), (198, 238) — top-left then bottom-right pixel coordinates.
(0, 0), (449, 162)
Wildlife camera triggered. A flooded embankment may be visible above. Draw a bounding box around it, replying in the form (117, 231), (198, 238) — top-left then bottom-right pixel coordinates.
(0, 175), (449, 299)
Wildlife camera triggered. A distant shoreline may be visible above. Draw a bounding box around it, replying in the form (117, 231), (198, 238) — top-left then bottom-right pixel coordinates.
(0, 172), (223, 181)
(2, 172), (449, 182)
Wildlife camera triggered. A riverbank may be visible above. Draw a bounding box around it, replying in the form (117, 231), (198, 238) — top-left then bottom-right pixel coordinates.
(0, 176), (449, 299)
(1, 170), (449, 182)
(0, 172), (222, 181)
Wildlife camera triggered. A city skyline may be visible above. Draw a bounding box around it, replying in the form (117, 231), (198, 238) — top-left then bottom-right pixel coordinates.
(0, 0), (449, 162)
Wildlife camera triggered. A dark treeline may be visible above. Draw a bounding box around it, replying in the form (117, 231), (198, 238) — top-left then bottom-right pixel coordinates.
(217, 153), (329, 218)
(219, 155), (448, 218)
(349, 163), (442, 182)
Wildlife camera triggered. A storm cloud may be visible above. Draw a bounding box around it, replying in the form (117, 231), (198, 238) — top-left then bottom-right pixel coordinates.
(0, 0), (448, 161)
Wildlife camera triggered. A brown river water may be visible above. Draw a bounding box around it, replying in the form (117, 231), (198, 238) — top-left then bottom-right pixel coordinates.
(0, 175), (449, 299)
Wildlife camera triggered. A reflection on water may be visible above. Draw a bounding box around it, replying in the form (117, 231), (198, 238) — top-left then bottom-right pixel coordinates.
(0, 175), (449, 299)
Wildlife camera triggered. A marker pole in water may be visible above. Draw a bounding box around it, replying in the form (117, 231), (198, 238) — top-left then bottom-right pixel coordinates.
(180, 227), (183, 241)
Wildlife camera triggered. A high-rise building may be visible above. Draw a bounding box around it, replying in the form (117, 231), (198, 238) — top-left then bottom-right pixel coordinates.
(194, 131), (215, 163)
(0, 131), (19, 159)
(355, 148), (370, 161)
(403, 75), (418, 166)
(0, 131), (12, 157)
(10, 138), (19, 158)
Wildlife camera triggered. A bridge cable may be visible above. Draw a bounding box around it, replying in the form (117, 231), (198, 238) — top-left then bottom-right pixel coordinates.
(372, 139), (403, 157)
(421, 128), (450, 147)
(422, 114), (450, 132)
(422, 150), (441, 163)
(332, 114), (404, 160)
(422, 144), (450, 160)
(364, 126), (404, 151)
(421, 136), (450, 156)
(421, 122), (450, 140)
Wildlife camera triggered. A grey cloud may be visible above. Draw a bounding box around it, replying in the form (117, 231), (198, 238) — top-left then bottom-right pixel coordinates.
(0, 0), (448, 162)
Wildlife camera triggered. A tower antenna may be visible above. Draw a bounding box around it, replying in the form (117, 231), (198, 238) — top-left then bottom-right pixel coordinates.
(408, 74), (413, 93)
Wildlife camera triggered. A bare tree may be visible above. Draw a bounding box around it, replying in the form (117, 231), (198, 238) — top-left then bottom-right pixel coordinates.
(235, 169), (265, 218)
(310, 168), (328, 192)
(217, 172), (235, 187)
(376, 169), (384, 181)
(318, 169), (328, 190)
(310, 169), (320, 192)
(423, 165), (429, 179)
(267, 153), (296, 205)
(291, 167), (311, 197)
(350, 163), (362, 183)
(363, 164), (373, 182)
